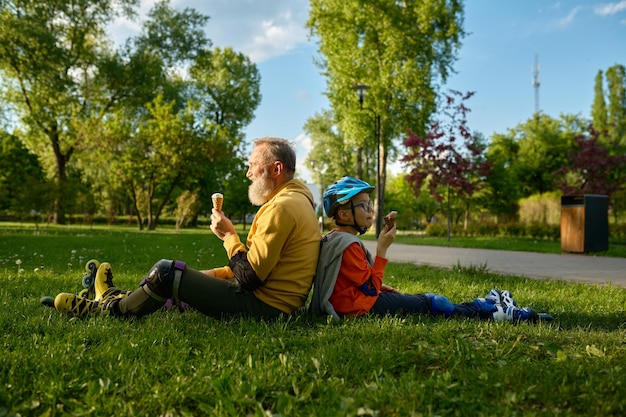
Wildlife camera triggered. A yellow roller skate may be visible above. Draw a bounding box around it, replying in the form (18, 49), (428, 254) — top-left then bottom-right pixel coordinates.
(94, 262), (116, 301)
(53, 288), (130, 317)
(42, 259), (101, 307)
(78, 259), (101, 299)
(53, 262), (130, 317)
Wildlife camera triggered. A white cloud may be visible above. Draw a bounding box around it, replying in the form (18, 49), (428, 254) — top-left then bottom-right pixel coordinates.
(107, 0), (159, 47)
(294, 132), (313, 181)
(173, 0), (309, 63)
(558, 6), (582, 27)
(594, 1), (626, 16)
(107, 0), (310, 62)
(246, 13), (309, 62)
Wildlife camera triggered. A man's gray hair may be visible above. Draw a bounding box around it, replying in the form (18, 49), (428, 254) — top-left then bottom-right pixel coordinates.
(253, 137), (296, 178)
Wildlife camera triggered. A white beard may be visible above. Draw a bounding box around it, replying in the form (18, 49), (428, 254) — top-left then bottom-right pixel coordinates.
(248, 168), (274, 206)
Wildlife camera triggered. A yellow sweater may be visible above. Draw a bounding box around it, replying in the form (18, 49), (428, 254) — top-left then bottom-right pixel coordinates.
(223, 179), (321, 313)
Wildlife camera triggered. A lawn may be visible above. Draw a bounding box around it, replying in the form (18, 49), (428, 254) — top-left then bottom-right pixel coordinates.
(1, 223), (625, 416)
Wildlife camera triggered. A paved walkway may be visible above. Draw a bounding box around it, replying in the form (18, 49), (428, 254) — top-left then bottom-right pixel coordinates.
(362, 241), (626, 288)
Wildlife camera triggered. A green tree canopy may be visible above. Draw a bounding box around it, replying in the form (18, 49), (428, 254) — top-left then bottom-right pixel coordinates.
(0, 131), (51, 221)
(0, 0), (139, 224)
(307, 0), (466, 217)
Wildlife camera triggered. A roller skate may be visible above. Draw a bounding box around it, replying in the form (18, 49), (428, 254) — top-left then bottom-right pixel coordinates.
(45, 261), (130, 317)
(483, 288), (517, 308)
(476, 289), (553, 323)
(53, 287), (129, 317)
(41, 259), (101, 308)
(491, 304), (553, 323)
(79, 259), (101, 299)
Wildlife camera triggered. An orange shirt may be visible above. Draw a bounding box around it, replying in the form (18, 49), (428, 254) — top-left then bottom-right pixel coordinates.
(328, 240), (388, 317)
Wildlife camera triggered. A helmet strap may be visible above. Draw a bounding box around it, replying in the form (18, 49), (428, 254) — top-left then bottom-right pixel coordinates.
(335, 201), (368, 235)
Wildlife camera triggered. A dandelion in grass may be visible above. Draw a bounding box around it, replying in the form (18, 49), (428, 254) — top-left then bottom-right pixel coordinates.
(16, 259), (22, 277)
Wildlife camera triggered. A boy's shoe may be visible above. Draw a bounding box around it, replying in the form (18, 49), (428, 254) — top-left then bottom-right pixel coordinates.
(492, 305), (553, 323)
(94, 262), (116, 301)
(484, 289), (517, 307)
(54, 287), (130, 317)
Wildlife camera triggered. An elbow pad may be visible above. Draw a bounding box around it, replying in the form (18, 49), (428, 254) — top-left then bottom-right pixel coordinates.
(229, 251), (264, 291)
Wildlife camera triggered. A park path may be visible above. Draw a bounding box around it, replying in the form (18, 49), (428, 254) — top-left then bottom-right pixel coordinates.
(361, 241), (626, 288)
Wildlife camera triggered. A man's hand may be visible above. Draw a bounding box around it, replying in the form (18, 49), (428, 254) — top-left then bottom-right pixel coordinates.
(210, 208), (236, 241)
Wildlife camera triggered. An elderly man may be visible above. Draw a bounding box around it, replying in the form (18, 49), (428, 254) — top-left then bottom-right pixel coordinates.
(53, 137), (321, 319)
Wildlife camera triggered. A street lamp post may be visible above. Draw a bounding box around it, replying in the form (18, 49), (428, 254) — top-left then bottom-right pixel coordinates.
(310, 159), (325, 233)
(353, 83), (383, 237)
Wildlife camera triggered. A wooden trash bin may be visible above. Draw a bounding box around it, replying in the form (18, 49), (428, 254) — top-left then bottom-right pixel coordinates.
(560, 195), (608, 253)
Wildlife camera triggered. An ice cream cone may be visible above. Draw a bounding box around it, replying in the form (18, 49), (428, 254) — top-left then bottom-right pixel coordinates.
(212, 193), (224, 212)
(384, 211), (397, 231)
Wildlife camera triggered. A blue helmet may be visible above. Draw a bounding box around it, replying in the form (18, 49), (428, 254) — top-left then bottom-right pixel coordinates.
(323, 176), (375, 217)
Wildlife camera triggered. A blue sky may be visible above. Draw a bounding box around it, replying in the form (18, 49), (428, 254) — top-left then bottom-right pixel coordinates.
(110, 1), (626, 182)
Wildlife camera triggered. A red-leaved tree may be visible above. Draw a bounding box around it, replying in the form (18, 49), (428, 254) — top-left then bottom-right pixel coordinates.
(401, 90), (491, 240)
(553, 125), (626, 199)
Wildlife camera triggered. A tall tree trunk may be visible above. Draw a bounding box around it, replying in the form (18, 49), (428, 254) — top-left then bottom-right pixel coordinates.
(50, 125), (72, 225)
(130, 182), (144, 230)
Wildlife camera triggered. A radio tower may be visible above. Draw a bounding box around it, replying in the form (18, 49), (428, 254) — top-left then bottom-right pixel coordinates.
(532, 54), (541, 114)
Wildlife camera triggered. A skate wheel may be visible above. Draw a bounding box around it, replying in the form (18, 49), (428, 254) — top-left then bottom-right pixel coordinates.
(82, 273), (95, 288)
(84, 259), (100, 273)
(41, 296), (55, 308)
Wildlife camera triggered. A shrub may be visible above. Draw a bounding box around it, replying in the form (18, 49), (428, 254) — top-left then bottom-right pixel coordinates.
(526, 223), (560, 240)
(476, 222), (499, 237)
(425, 222), (447, 237)
(500, 222), (526, 237)
(519, 192), (561, 226)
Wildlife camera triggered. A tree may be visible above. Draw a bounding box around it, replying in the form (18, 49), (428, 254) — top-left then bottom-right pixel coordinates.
(307, 0), (466, 220)
(483, 133), (521, 222)
(402, 90), (490, 240)
(0, 132), (51, 223)
(304, 110), (358, 192)
(384, 173), (438, 229)
(590, 64), (626, 218)
(553, 125), (626, 201)
(591, 70), (608, 137)
(0, 0), (138, 224)
(509, 114), (582, 197)
(605, 65), (626, 149)
(75, 2), (259, 229)
(105, 95), (231, 230)
(189, 46), (261, 140)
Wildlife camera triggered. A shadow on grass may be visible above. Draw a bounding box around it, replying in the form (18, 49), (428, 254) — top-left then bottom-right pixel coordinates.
(547, 311), (626, 331)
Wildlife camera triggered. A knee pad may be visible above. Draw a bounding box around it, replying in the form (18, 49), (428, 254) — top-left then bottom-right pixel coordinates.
(426, 293), (455, 317)
(141, 259), (186, 304)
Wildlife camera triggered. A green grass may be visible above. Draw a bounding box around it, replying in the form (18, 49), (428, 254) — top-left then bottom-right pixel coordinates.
(1, 224), (625, 416)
